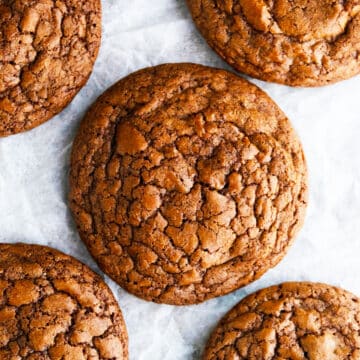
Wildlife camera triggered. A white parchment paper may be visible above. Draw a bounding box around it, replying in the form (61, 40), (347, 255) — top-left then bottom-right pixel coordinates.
(1, 1), (360, 359)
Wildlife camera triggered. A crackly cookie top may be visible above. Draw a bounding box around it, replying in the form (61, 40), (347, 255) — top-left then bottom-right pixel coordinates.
(0, 244), (128, 359)
(69, 63), (307, 305)
(0, 0), (101, 136)
(187, 0), (360, 86)
(204, 282), (360, 359)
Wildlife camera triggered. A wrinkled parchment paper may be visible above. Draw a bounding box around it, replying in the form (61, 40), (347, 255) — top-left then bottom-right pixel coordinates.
(1, 1), (360, 359)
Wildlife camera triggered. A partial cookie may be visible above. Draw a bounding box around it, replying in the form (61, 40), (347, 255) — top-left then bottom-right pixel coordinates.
(69, 63), (307, 305)
(187, 0), (360, 86)
(0, 0), (101, 136)
(0, 243), (128, 359)
(204, 282), (360, 359)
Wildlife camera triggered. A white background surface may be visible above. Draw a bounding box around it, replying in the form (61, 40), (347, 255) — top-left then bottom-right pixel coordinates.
(1, 1), (360, 359)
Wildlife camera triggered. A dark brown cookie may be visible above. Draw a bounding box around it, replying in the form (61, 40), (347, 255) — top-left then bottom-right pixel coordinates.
(0, 0), (101, 136)
(187, 0), (360, 87)
(69, 63), (308, 305)
(204, 282), (360, 359)
(0, 243), (128, 359)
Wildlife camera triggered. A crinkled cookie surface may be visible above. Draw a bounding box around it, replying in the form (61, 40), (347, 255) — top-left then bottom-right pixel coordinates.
(0, 0), (101, 136)
(187, 0), (360, 86)
(204, 282), (360, 359)
(70, 63), (307, 305)
(0, 243), (128, 359)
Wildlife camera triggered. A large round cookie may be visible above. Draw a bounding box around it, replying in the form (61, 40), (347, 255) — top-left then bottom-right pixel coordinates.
(0, 0), (101, 136)
(0, 243), (128, 359)
(69, 63), (308, 305)
(187, 0), (360, 86)
(204, 282), (360, 359)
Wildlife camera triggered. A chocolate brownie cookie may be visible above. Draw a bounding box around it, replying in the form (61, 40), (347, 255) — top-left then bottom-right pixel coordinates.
(0, 243), (128, 359)
(69, 63), (308, 305)
(187, 0), (360, 86)
(0, 0), (101, 136)
(204, 282), (360, 359)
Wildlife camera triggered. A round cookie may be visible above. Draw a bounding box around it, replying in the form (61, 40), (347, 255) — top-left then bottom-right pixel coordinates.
(69, 63), (308, 305)
(187, 0), (360, 86)
(0, 243), (128, 359)
(204, 282), (360, 359)
(0, 0), (101, 136)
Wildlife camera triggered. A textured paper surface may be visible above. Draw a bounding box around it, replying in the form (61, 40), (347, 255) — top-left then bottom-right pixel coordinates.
(1, 1), (360, 359)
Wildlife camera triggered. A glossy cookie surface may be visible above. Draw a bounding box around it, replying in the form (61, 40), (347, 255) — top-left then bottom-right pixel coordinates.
(0, 243), (128, 359)
(0, 0), (101, 136)
(204, 282), (360, 359)
(187, 0), (360, 86)
(70, 63), (307, 305)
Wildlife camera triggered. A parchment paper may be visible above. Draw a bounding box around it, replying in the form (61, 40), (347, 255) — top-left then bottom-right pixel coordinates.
(1, 1), (360, 359)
